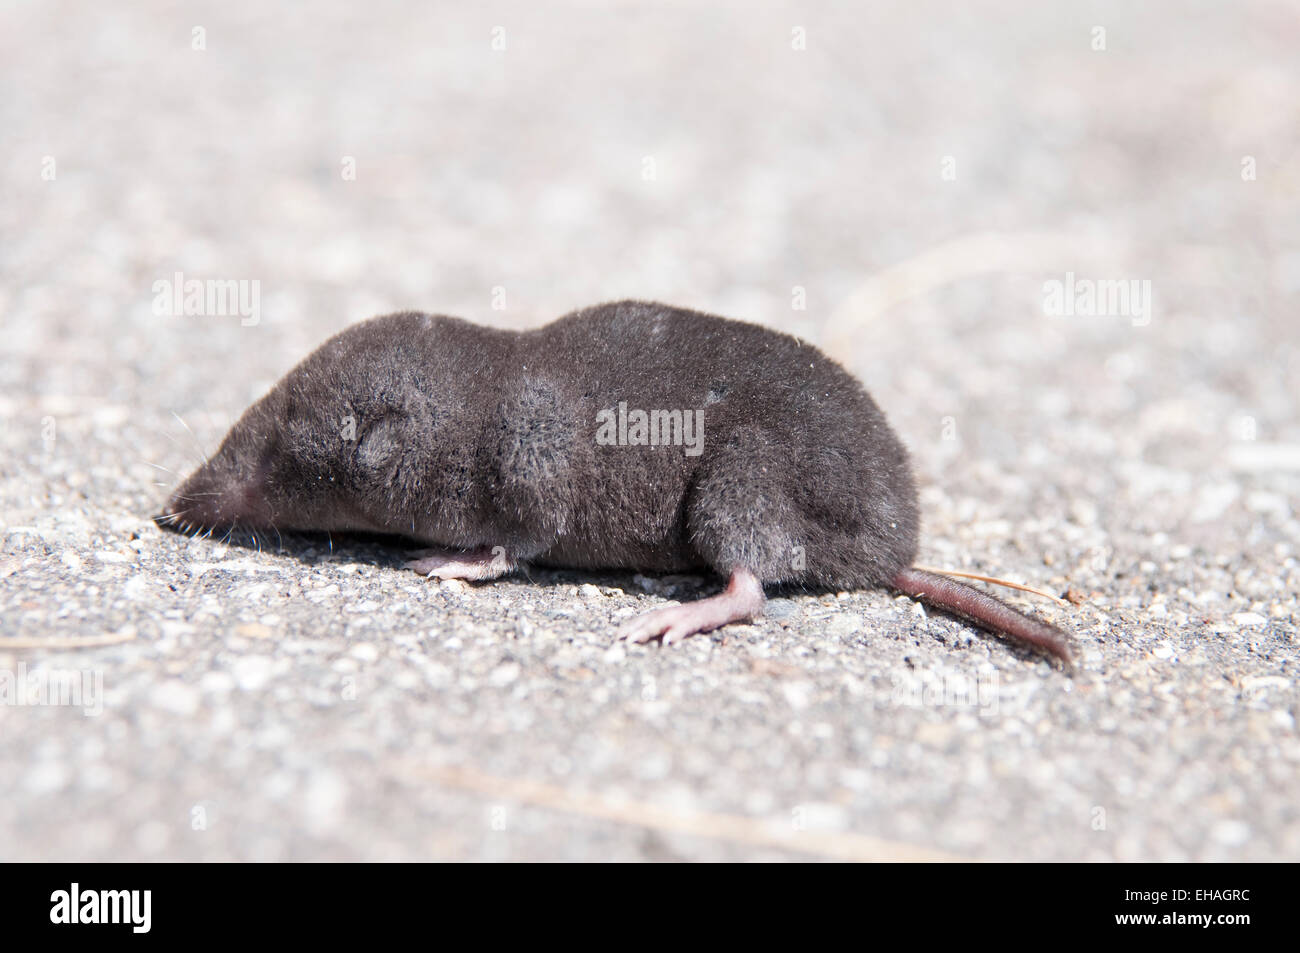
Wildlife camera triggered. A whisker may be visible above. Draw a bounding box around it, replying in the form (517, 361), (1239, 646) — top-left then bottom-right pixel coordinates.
(171, 410), (211, 465)
(161, 428), (204, 467)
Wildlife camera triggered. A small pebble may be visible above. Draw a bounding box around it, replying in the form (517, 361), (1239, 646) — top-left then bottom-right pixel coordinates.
(765, 598), (797, 620)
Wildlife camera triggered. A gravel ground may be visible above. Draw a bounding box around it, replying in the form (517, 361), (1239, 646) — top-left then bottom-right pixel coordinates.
(1, 1), (1297, 861)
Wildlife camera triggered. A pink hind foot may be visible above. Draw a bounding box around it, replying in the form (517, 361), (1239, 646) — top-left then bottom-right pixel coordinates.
(403, 545), (513, 580)
(618, 568), (766, 645)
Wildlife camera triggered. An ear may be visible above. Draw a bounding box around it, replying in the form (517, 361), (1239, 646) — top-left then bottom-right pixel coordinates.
(355, 414), (403, 475)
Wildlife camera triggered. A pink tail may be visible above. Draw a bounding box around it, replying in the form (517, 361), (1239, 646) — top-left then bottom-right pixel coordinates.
(891, 567), (1074, 667)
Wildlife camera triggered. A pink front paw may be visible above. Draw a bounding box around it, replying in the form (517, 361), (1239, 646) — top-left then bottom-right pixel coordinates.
(402, 546), (513, 581)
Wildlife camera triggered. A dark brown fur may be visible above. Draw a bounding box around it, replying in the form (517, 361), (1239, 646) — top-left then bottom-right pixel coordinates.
(162, 300), (1073, 665)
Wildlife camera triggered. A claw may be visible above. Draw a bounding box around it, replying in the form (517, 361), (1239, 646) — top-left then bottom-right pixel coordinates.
(402, 546), (513, 581)
(615, 569), (765, 646)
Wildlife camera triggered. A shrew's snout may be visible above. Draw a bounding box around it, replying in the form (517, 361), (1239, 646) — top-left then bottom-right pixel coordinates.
(158, 462), (274, 534)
